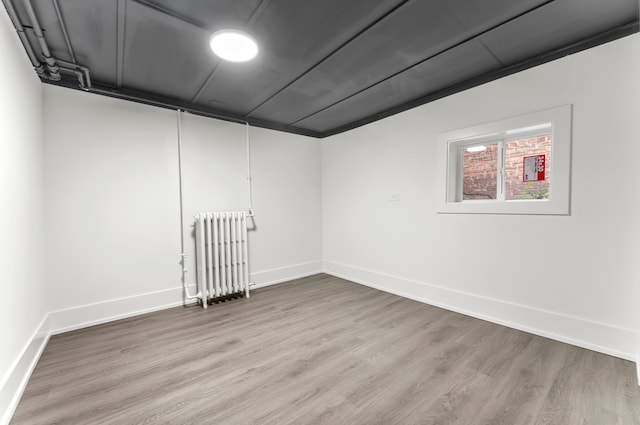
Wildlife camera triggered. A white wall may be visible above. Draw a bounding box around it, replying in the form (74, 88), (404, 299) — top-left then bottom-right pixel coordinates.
(43, 85), (322, 329)
(0, 9), (46, 423)
(178, 112), (323, 283)
(323, 34), (640, 361)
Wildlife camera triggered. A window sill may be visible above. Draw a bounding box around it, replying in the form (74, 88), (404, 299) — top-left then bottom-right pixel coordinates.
(438, 199), (569, 215)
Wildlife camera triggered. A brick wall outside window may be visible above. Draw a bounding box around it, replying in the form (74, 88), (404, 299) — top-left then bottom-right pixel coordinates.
(463, 135), (551, 200)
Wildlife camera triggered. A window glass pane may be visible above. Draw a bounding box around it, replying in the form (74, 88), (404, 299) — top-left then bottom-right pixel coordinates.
(505, 134), (551, 200)
(463, 144), (498, 200)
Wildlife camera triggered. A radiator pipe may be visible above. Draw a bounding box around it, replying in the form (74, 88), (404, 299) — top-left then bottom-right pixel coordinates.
(22, 0), (61, 81)
(244, 123), (255, 291)
(177, 110), (203, 304)
(245, 122), (255, 217)
(1, 0), (46, 78)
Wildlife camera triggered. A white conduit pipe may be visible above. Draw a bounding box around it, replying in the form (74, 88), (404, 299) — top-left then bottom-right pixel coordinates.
(177, 113), (255, 304)
(177, 110), (202, 303)
(244, 122), (255, 289)
(245, 122), (255, 217)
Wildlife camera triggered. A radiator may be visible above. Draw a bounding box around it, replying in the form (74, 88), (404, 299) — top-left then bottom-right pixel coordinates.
(195, 211), (250, 308)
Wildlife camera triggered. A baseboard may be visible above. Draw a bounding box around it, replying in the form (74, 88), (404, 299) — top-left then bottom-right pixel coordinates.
(323, 260), (638, 362)
(637, 332), (640, 385)
(48, 286), (189, 335)
(251, 261), (323, 289)
(47, 261), (323, 334)
(0, 315), (50, 425)
(637, 354), (640, 386)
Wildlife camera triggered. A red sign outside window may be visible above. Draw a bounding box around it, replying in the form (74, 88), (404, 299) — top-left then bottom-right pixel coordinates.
(523, 154), (545, 182)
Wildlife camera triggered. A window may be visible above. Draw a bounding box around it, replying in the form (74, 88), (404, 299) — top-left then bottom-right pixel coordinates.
(462, 142), (499, 200)
(437, 105), (572, 215)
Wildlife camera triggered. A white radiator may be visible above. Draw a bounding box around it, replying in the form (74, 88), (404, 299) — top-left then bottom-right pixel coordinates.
(195, 211), (250, 308)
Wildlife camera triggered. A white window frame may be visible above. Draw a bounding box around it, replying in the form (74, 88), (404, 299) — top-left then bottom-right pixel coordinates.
(436, 105), (572, 215)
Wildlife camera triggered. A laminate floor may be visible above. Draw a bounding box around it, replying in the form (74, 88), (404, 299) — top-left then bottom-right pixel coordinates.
(11, 274), (640, 424)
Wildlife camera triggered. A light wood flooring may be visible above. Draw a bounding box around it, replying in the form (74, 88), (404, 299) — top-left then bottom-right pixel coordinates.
(11, 274), (640, 424)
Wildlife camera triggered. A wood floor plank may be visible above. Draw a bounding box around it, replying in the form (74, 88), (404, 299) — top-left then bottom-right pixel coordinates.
(10, 274), (640, 425)
(474, 336), (567, 425)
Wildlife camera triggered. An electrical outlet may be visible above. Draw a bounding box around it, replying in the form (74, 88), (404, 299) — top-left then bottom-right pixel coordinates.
(390, 193), (400, 201)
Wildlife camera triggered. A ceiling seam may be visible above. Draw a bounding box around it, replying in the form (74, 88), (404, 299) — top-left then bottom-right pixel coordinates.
(477, 39), (505, 67)
(248, 0), (272, 25)
(131, 0), (210, 30)
(319, 21), (639, 138)
(288, 0), (557, 127)
(439, 0), (505, 67)
(189, 65), (220, 104)
(242, 0), (414, 119)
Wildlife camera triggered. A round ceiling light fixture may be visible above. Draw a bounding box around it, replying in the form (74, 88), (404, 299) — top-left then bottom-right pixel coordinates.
(466, 145), (487, 153)
(209, 29), (258, 62)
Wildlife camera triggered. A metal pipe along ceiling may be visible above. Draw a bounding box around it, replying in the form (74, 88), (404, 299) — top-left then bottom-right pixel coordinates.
(21, 0), (60, 81)
(1, 0), (91, 89)
(52, 0), (76, 63)
(1, 0), (45, 77)
(56, 58), (91, 91)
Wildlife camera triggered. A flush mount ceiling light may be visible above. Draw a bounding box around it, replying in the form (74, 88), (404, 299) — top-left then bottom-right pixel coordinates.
(209, 29), (258, 62)
(466, 145), (487, 152)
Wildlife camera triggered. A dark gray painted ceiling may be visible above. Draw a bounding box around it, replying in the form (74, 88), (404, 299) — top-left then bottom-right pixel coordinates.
(3, 0), (638, 137)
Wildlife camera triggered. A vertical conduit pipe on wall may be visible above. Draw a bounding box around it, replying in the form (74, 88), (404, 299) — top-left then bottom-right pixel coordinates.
(177, 113), (256, 304)
(244, 122), (255, 288)
(177, 110), (202, 304)
(245, 122), (255, 217)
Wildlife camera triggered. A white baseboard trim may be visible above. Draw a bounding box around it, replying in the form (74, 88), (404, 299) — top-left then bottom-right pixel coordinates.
(323, 260), (638, 362)
(637, 332), (640, 385)
(0, 315), (50, 425)
(251, 261), (323, 289)
(48, 286), (189, 335)
(48, 261), (323, 334)
(637, 354), (640, 386)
